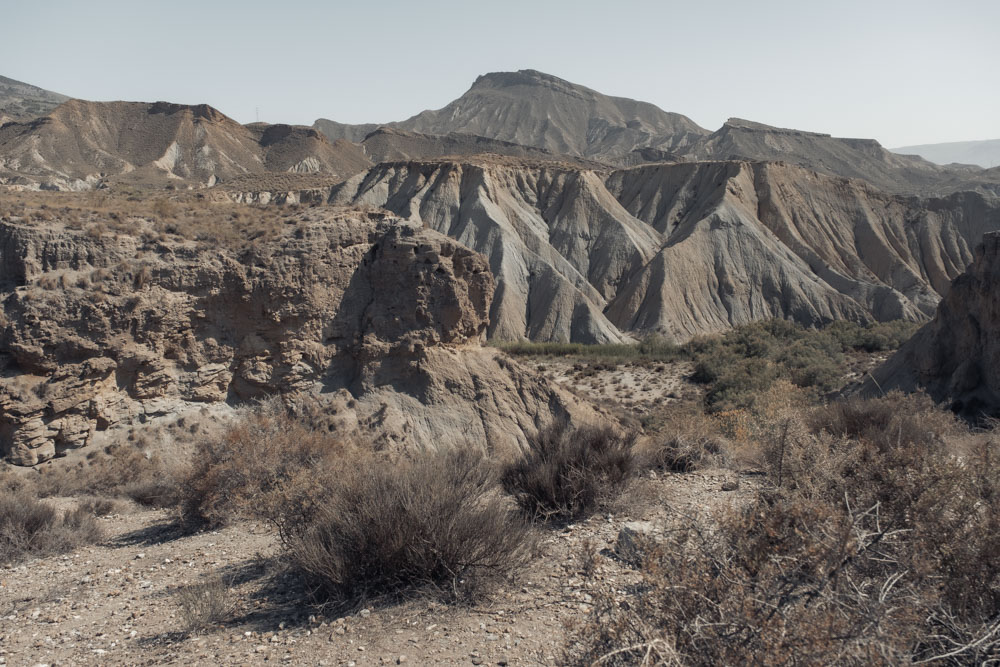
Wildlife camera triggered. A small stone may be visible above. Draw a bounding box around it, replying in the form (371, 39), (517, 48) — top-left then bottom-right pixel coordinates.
(397, 656), (408, 664)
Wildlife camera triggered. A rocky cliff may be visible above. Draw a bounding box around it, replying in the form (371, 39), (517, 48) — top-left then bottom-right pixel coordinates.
(868, 231), (1000, 418)
(0, 209), (594, 465)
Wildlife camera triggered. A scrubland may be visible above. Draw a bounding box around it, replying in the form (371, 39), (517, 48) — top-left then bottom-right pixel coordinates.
(2, 320), (997, 665)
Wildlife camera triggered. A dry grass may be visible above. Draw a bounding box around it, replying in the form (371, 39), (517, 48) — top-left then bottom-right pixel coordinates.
(0, 486), (103, 565)
(176, 573), (238, 633)
(178, 401), (353, 529)
(30, 442), (182, 508)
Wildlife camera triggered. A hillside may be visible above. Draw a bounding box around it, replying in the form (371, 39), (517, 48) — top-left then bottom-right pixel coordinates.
(892, 138), (1000, 169)
(0, 100), (371, 190)
(683, 118), (1000, 195)
(324, 156), (1000, 342)
(315, 70), (708, 162)
(0, 74), (69, 121)
(359, 127), (604, 167)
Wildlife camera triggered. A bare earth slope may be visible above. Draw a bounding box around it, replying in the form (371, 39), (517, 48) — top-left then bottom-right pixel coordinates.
(0, 208), (595, 465)
(684, 118), (1000, 195)
(327, 156), (1000, 342)
(0, 100), (372, 190)
(0, 74), (69, 122)
(315, 70), (708, 162)
(868, 231), (1000, 418)
(359, 127), (604, 167)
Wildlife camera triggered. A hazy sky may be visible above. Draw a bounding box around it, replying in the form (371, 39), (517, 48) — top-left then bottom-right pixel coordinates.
(3, 0), (997, 147)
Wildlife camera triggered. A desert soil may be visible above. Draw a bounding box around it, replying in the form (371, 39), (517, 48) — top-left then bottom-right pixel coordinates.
(1, 469), (755, 666)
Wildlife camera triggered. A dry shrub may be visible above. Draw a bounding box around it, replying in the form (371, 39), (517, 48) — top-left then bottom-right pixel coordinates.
(176, 573), (237, 632)
(178, 402), (351, 528)
(568, 395), (1000, 665)
(642, 407), (728, 473)
(503, 422), (637, 524)
(31, 443), (181, 508)
(0, 488), (103, 564)
(287, 448), (533, 606)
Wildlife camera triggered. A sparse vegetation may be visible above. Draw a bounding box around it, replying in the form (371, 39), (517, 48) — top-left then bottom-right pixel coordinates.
(287, 448), (534, 606)
(31, 442), (182, 508)
(178, 406), (534, 607)
(566, 393), (1000, 666)
(503, 422), (637, 524)
(176, 574), (238, 633)
(0, 484), (103, 565)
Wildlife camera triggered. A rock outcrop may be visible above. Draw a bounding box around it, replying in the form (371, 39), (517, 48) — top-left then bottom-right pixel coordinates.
(326, 156), (1000, 342)
(867, 231), (1000, 418)
(0, 209), (595, 465)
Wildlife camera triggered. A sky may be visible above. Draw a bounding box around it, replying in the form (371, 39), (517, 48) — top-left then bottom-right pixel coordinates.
(3, 0), (998, 148)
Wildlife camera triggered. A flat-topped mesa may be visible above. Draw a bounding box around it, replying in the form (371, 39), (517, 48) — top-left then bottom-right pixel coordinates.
(0, 209), (596, 465)
(867, 231), (1000, 418)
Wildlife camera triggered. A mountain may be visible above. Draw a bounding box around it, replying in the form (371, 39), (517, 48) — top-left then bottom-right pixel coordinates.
(684, 118), (1000, 195)
(358, 127), (605, 167)
(313, 70), (1000, 197)
(892, 138), (1000, 169)
(0, 99), (371, 190)
(0, 75), (69, 122)
(321, 156), (1000, 343)
(868, 231), (1000, 419)
(314, 70), (709, 161)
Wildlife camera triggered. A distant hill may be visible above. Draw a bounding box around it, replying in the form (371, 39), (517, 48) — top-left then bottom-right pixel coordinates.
(0, 75), (70, 122)
(314, 71), (1000, 196)
(315, 69), (708, 162)
(0, 99), (371, 190)
(892, 139), (1000, 169)
(358, 127), (605, 168)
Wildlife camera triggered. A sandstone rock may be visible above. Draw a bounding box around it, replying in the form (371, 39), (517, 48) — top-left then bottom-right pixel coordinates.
(868, 231), (1000, 418)
(0, 209), (597, 464)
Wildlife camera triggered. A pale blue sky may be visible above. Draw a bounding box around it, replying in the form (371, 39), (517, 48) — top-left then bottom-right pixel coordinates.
(3, 0), (997, 147)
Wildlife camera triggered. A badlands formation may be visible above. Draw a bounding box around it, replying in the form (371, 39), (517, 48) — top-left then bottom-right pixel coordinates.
(3, 66), (1000, 463)
(870, 230), (1000, 417)
(0, 208), (593, 465)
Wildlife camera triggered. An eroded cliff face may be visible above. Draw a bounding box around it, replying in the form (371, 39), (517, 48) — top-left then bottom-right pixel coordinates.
(323, 157), (1000, 343)
(869, 231), (1000, 418)
(0, 209), (592, 465)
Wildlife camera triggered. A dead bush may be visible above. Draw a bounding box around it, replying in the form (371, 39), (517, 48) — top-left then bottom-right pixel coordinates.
(503, 422), (637, 524)
(178, 402), (352, 528)
(176, 573), (237, 632)
(32, 443), (181, 508)
(286, 448), (534, 606)
(566, 396), (1000, 665)
(0, 488), (103, 564)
